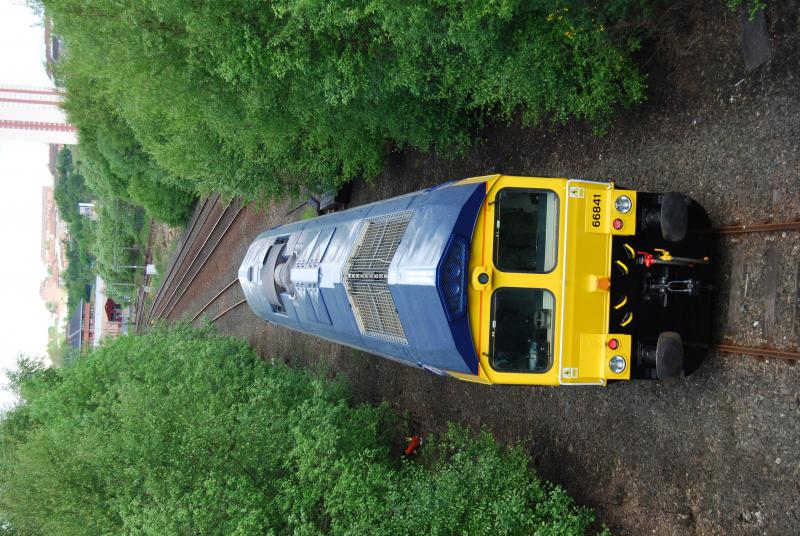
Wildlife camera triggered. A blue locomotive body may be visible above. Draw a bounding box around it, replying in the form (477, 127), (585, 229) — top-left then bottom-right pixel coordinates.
(239, 181), (486, 375)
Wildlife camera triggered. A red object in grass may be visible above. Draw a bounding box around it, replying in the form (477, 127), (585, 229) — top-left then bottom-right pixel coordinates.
(404, 435), (422, 456)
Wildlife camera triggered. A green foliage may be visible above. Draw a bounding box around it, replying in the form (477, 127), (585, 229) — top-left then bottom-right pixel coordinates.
(46, 324), (70, 368)
(60, 72), (195, 225)
(52, 140), (188, 308)
(51, 146), (94, 313)
(42, 0), (649, 200)
(126, 172), (194, 226)
(0, 326), (603, 535)
(61, 216), (95, 314)
(90, 202), (143, 292)
(52, 149), (87, 223)
(301, 205), (319, 220)
(726, 0), (766, 19)
(55, 147), (72, 177)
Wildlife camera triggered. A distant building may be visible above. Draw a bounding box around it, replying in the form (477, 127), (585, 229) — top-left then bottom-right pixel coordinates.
(93, 277), (130, 346)
(66, 298), (93, 350)
(40, 186), (67, 320)
(0, 85), (77, 144)
(48, 143), (61, 176)
(0, 14), (75, 143)
(78, 202), (97, 220)
(43, 15), (65, 80)
(65, 275), (133, 352)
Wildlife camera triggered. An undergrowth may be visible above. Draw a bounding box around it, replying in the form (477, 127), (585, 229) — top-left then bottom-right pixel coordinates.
(0, 325), (606, 535)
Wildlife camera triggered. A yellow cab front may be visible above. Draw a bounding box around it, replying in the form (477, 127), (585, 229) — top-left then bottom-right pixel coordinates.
(460, 175), (638, 386)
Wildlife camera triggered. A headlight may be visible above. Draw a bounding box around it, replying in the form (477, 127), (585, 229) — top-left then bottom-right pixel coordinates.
(609, 355), (626, 373)
(614, 195), (632, 214)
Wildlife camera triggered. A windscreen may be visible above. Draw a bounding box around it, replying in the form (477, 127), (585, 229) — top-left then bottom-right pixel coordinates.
(490, 288), (555, 373)
(493, 189), (558, 272)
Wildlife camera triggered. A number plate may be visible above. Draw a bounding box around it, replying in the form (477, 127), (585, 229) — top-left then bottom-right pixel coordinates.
(590, 193), (603, 228)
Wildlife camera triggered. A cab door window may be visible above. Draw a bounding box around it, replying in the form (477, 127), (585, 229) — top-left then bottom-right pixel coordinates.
(493, 189), (558, 273)
(489, 288), (555, 373)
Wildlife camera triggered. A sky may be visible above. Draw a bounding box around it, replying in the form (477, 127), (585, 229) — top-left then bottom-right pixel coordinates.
(0, 0), (57, 409)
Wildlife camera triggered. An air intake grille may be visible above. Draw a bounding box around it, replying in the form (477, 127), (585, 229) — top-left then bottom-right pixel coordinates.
(437, 236), (468, 321)
(346, 211), (413, 273)
(345, 211), (412, 344)
(346, 280), (407, 344)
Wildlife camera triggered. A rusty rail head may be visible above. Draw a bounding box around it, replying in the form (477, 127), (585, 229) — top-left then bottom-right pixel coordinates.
(190, 278), (240, 323)
(713, 344), (800, 362)
(210, 299), (247, 323)
(714, 221), (800, 235)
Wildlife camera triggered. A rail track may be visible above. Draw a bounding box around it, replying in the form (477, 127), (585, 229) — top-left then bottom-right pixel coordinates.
(142, 195), (217, 327)
(132, 219), (156, 329)
(189, 277), (247, 324)
(143, 195), (244, 325)
(712, 343), (799, 362)
(712, 218), (800, 365)
(159, 202), (244, 321)
(714, 220), (800, 235)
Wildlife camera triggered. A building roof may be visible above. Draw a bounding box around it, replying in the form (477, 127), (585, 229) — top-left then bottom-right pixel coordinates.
(66, 299), (83, 349)
(93, 276), (106, 346)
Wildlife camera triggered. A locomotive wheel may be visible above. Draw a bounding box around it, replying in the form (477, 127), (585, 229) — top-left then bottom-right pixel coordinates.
(637, 332), (685, 379)
(655, 332), (684, 378)
(659, 193), (689, 242)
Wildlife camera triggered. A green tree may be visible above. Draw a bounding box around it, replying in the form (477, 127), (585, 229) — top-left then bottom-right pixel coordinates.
(0, 326), (604, 535)
(55, 146), (72, 177)
(42, 0), (649, 200)
(61, 215), (95, 314)
(52, 148), (88, 224)
(59, 71), (195, 225)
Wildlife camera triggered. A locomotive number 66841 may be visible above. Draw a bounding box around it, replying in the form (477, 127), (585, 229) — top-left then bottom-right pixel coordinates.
(240, 175), (713, 386)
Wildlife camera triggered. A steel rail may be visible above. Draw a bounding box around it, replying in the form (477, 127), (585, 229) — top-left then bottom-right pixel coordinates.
(161, 204), (245, 321)
(713, 343), (800, 362)
(148, 195), (218, 322)
(709, 221), (800, 363)
(190, 278), (240, 323)
(210, 299), (247, 323)
(147, 197), (213, 323)
(153, 200), (235, 321)
(714, 221), (800, 235)
(146, 195), (217, 324)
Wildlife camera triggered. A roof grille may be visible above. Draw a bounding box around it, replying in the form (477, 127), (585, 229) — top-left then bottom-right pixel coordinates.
(346, 280), (408, 344)
(345, 211), (412, 344)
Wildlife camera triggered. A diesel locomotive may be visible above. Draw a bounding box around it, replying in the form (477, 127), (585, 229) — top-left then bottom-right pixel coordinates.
(239, 175), (713, 386)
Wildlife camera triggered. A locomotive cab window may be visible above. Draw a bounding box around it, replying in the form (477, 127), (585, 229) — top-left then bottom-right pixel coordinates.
(489, 288), (555, 373)
(494, 189), (558, 272)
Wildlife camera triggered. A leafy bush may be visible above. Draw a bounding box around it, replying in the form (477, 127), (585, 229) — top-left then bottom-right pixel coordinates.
(0, 326), (604, 535)
(61, 217), (95, 314)
(63, 76), (196, 226)
(126, 172), (194, 226)
(89, 202), (144, 293)
(726, 0), (766, 19)
(43, 0), (649, 200)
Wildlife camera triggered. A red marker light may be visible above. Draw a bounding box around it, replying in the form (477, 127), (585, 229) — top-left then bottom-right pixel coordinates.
(612, 218), (624, 230)
(608, 338), (619, 350)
